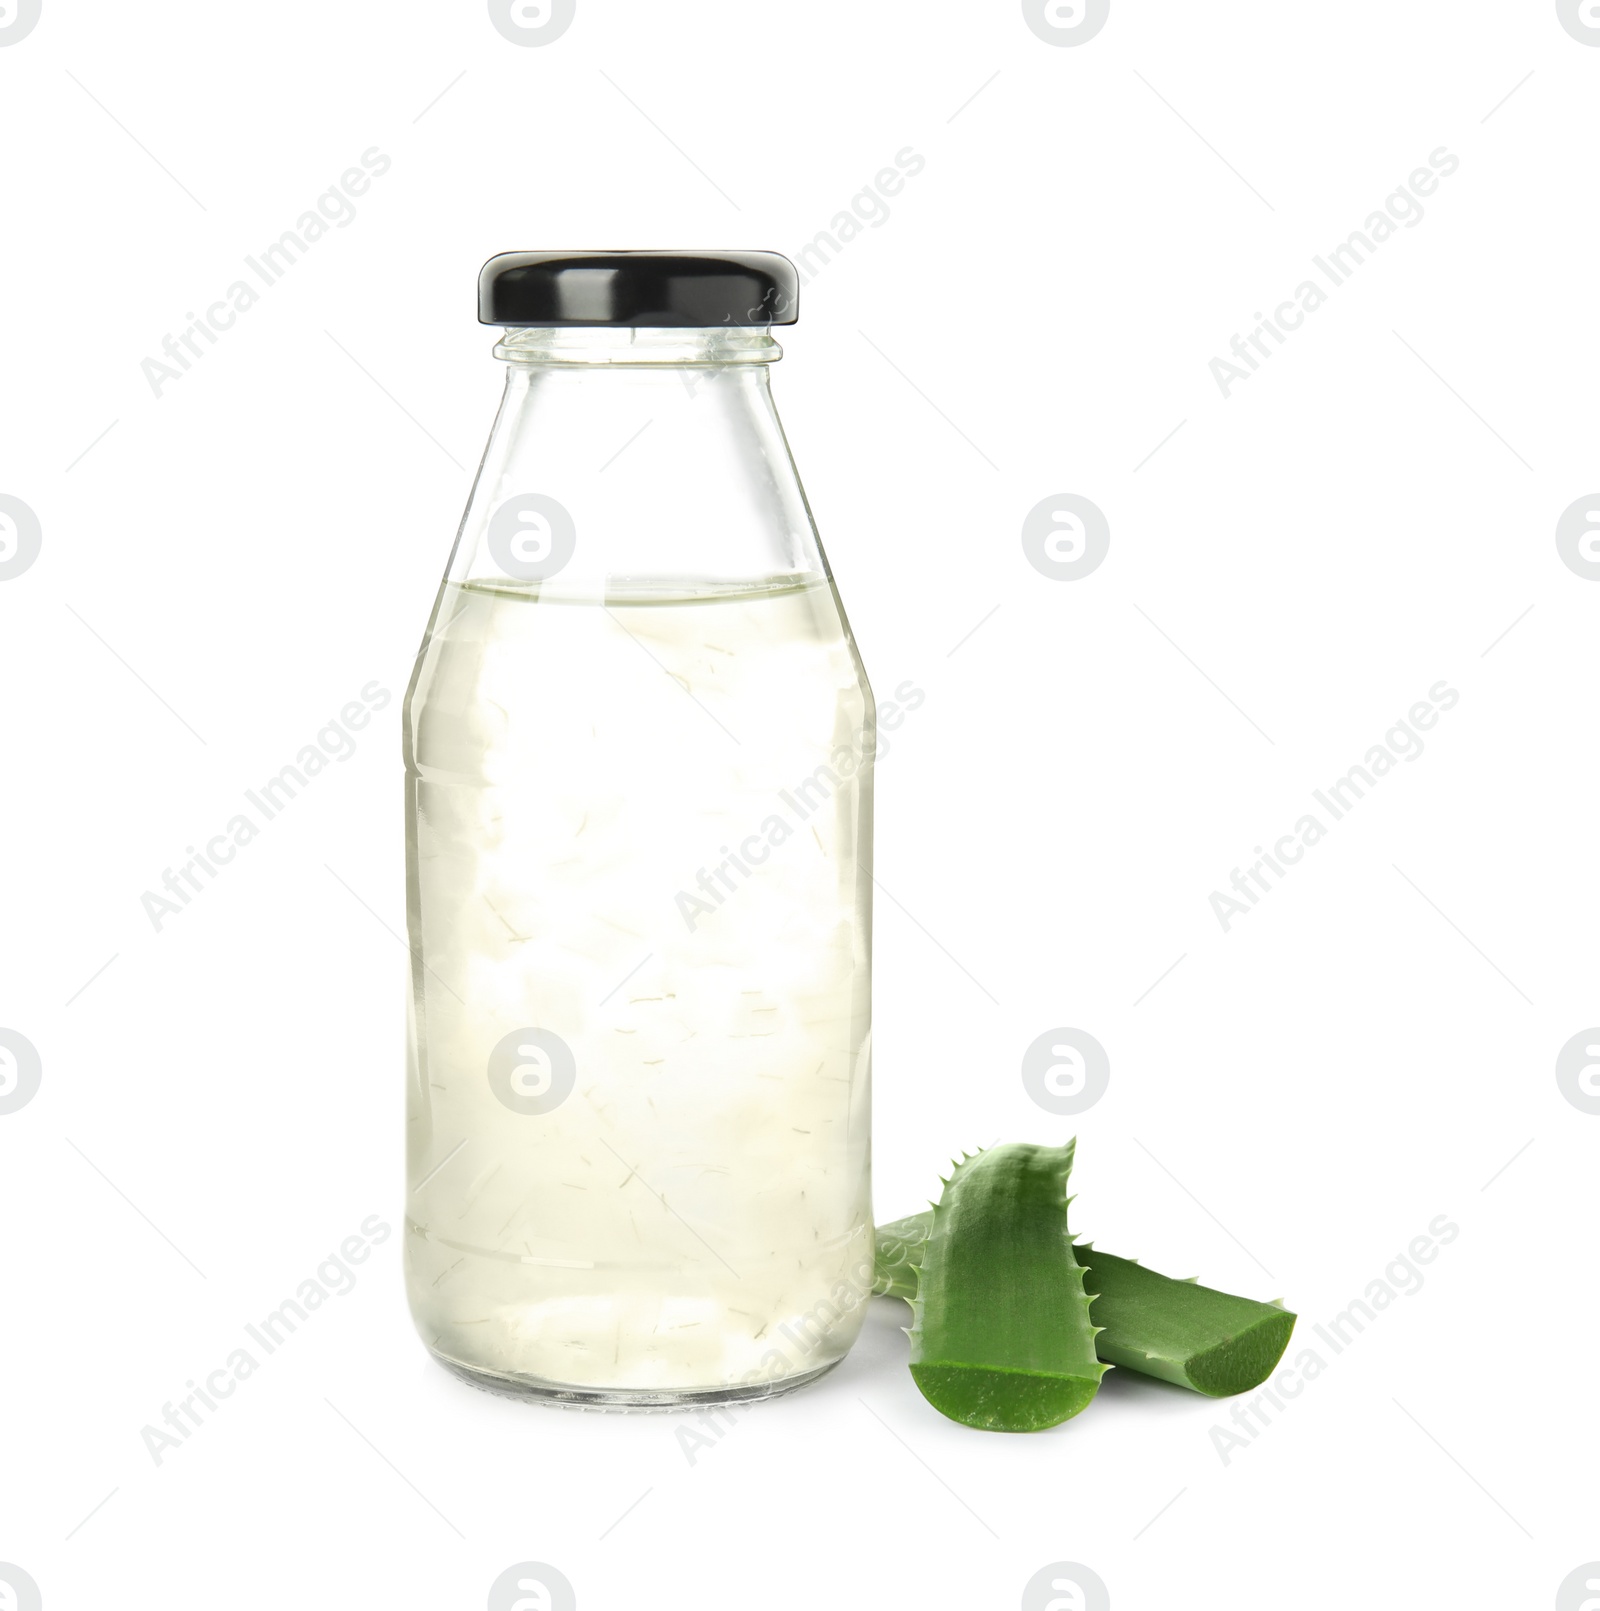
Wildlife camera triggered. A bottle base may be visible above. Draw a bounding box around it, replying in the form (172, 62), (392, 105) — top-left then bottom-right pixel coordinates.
(430, 1349), (842, 1412)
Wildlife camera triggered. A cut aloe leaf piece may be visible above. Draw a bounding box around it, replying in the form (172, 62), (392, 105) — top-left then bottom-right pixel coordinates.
(907, 1143), (1106, 1432)
(877, 1213), (1295, 1398)
(1073, 1245), (1295, 1397)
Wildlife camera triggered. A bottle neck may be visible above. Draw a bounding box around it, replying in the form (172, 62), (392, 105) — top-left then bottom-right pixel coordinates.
(492, 326), (784, 367)
(441, 325), (822, 603)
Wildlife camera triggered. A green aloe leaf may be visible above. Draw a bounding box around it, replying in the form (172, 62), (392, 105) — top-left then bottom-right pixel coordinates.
(1072, 1245), (1295, 1396)
(878, 1208), (1295, 1399)
(906, 1142), (1107, 1432)
(873, 1211), (932, 1303)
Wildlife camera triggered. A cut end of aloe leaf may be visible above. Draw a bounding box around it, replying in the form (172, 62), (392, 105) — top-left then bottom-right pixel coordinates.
(1182, 1308), (1297, 1397)
(910, 1363), (1103, 1432)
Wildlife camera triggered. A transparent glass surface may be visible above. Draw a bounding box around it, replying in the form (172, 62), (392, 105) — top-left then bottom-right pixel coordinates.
(403, 328), (874, 1405)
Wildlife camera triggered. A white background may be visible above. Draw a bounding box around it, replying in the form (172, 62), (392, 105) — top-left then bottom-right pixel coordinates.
(2, 2), (1597, 1607)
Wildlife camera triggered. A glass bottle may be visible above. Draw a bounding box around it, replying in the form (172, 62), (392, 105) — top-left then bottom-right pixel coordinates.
(403, 252), (875, 1407)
